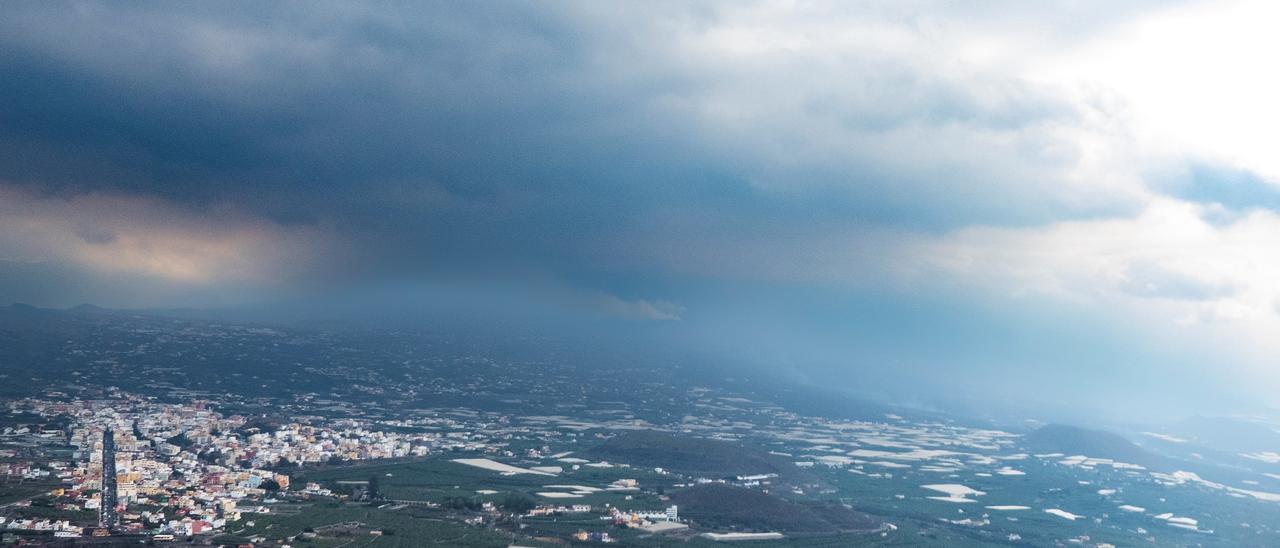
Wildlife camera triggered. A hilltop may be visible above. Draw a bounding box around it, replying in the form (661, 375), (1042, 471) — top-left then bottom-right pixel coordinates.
(1022, 424), (1156, 465)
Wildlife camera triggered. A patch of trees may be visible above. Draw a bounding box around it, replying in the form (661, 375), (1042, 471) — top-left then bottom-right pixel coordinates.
(500, 493), (535, 513)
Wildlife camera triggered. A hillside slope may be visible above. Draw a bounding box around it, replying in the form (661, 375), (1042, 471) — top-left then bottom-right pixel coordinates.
(1023, 424), (1156, 466)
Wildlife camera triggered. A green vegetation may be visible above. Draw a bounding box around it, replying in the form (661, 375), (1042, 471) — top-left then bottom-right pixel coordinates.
(500, 493), (535, 513)
(0, 480), (58, 505)
(297, 459), (549, 502)
(6, 497), (96, 524)
(584, 431), (800, 479)
(294, 457), (670, 514)
(166, 432), (194, 448)
(222, 502), (532, 547)
(671, 484), (878, 533)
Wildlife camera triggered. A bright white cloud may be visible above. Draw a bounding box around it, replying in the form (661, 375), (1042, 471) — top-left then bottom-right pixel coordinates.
(640, 0), (1171, 223)
(914, 198), (1266, 309)
(619, 2), (1280, 385)
(883, 196), (1280, 391)
(1042, 0), (1280, 182)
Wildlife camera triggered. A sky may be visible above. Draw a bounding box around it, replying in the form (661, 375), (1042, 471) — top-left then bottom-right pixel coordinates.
(4, 1), (1280, 419)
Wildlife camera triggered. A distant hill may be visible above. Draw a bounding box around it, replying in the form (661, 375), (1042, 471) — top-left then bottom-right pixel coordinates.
(582, 430), (798, 479)
(1022, 424), (1156, 465)
(1172, 416), (1280, 454)
(0, 303), (105, 336)
(670, 483), (878, 533)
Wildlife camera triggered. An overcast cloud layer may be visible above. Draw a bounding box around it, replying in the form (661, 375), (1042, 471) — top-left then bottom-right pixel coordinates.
(4, 1), (1280, 419)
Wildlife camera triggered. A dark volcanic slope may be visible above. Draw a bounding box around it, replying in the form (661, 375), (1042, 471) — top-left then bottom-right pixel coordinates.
(671, 483), (879, 533)
(583, 430), (796, 479)
(1023, 424), (1156, 465)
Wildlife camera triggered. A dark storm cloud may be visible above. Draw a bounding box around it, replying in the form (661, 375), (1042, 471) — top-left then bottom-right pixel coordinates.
(0, 3), (610, 202)
(0, 0), (1157, 293)
(0, 3), (754, 286)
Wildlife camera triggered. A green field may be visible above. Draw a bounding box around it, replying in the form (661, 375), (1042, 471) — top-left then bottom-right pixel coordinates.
(296, 457), (673, 509)
(284, 457), (1013, 546)
(220, 502), (545, 547)
(0, 479), (59, 505)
